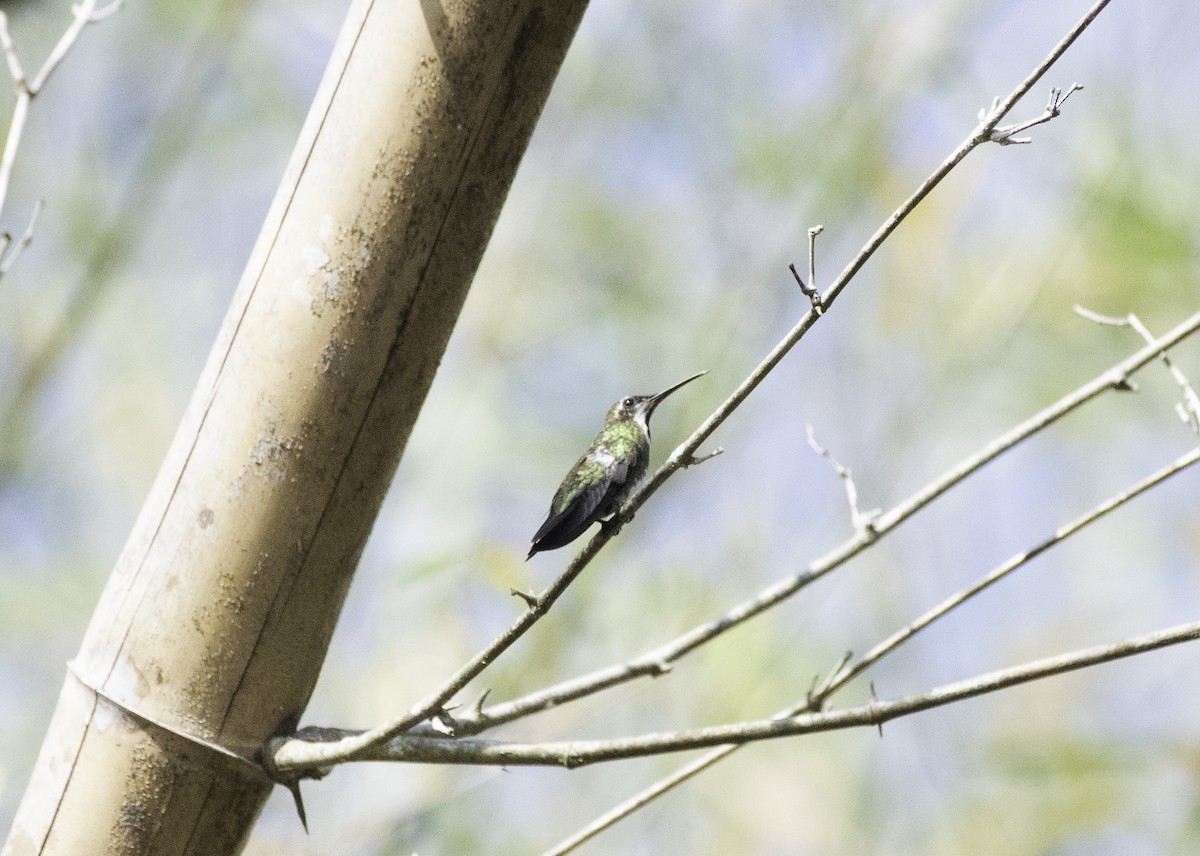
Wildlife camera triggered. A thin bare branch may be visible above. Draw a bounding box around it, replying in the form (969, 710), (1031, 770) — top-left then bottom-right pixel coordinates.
(0, 13), (28, 90)
(267, 530), (619, 772)
(536, 349), (1200, 853)
(542, 748), (734, 855)
(788, 261), (820, 312)
(806, 424), (880, 535)
(475, 445), (1200, 856)
(807, 226), (822, 298)
(818, 445), (1200, 701)
(426, 309), (1200, 740)
(1077, 305), (1200, 435)
(0, 79), (30, 227)
(267, 0), (1106, 775)
(28, 0), (118, 96)
(540, 348), (1200, 854)
(343, 619), (1200, 770)
(986, 84), (1084, 145)
(0, 196), (41, 275)
(0, 1), (118, 269)
(89, 2), (124, 23)
(973, 0), (1108, 139)
(1073, 306), (1126, 327)
(789, 225), (825, 313)
(544, 2), (1113, 847)
(539, 584), (1200, 855)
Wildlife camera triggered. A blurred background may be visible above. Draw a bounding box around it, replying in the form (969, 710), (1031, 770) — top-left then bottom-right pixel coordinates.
(1, 0), (1199, 853)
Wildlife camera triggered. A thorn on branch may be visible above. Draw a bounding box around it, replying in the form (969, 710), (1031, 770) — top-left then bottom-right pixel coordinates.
(806, 671), (821, 702)
(286, 779), (309, 834)
(808, 650), (853, 709)
(469, 688), (491, 718)
(430, 708), (459, 736)
(983, 83), (1083, 145)
(509, 588), (538, 609)
(869, 681), (884, 738)
(261, 717), (329, 832)
(682, 446), (724, 468)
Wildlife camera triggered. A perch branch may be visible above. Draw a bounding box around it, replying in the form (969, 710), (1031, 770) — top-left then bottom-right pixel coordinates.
(339, 618), (1200, 769)
(266, 0), (1106, 776)
(426, 308), (1200, 739)
(539, 335), (1200, 855)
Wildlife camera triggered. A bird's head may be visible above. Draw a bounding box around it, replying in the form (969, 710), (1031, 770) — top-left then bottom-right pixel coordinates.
(603, 370), (707, 435)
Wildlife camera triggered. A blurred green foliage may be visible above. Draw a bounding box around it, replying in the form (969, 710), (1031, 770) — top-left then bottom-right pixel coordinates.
(1, 1), (1199, 854)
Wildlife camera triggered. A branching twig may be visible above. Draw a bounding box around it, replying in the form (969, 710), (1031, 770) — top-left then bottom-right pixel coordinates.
(805, 424), (880, 535)
(807, 226), (822, 301)
(24, 1), (122, 96)
(540, 320), (1199, 851)
(0, 197), (41, 276)
(345, 618), (1200, 770)
(0, 1), (120, 277)
(541, 747), (725, 855)
(271, 312), (1199, 783)
(0, 13), (27, 91)
(789, 225), (825, 313)
(1076, 305), (1200, 435)
(788, 262), (820, 312)
(267, 529), (619, 771)
(503, 444), (1200, 854)
(815, 445), (1200, 702)
(984, 84), (1084, 145)
(539, 606), (1200, 856)
(267, 0), (1104, 776)
(416, 309), (1200, 740)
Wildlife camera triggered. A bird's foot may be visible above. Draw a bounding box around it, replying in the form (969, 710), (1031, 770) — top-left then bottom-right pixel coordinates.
(599, 514), (627, 539)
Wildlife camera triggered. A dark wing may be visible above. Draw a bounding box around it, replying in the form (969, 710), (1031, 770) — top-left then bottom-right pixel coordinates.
(527, 455), (630, 558)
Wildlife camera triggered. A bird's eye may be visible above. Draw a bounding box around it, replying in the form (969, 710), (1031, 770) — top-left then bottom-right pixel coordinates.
(622, 397), (634, 407)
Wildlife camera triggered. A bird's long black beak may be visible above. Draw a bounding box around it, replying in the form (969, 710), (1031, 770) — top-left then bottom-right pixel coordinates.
(643, 370), (707, 418)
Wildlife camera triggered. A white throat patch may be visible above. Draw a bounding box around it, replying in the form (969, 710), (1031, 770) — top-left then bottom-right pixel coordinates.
(633, 409), (651, 439)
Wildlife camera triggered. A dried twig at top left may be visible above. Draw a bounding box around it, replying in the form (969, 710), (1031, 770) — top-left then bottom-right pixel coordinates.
(0, 1), (122, 279)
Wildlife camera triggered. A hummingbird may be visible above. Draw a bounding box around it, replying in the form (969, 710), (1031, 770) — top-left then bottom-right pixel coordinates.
(527, 371), (707, 559)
